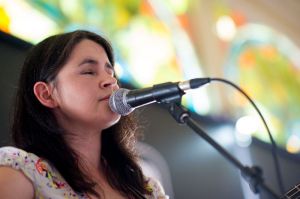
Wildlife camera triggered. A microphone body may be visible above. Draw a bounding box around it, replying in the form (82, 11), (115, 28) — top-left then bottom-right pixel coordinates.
(109, 78), (210, 115)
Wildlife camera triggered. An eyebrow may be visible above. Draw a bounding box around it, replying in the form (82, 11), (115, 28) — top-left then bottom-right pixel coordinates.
(78, 58), (98, 66)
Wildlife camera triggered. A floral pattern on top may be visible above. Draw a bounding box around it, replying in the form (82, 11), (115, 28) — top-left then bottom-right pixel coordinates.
(0, 146), (168, 199)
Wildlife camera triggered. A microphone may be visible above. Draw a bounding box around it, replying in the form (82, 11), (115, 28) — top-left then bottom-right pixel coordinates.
(109, 78), (211, 115)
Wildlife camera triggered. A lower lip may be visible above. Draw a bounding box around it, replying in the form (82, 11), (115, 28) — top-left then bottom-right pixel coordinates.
(100, 98), (109, 101)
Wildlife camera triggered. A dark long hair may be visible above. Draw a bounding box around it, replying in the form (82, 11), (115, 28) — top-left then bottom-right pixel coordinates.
(11, 30), (147, 198)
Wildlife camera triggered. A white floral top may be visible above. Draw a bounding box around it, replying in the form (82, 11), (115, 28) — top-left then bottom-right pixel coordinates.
(0, 146), (168, 199)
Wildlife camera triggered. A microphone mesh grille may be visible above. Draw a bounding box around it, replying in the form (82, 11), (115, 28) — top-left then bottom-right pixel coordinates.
(109, 88), (134, 116)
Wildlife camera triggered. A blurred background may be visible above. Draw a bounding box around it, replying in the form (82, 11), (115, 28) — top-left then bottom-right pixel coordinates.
(1, 0), (300, 198)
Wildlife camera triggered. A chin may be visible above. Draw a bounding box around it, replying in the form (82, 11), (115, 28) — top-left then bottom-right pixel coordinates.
(96, 105), (121, 129)
(111, 114), (121, 126)
(102, 114), (121, 130)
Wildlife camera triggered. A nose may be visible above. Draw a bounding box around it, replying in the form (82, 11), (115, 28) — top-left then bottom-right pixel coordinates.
(100, 75), (118, 89)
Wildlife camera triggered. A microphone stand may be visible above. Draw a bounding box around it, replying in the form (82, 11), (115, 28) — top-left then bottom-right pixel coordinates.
(159, 96), (280, 198)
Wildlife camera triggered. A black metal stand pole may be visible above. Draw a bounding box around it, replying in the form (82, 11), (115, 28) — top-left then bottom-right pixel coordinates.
(162, 102), (280, 199)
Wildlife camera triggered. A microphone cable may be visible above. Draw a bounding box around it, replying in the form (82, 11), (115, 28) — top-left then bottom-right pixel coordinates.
(209, 77), (285, 194)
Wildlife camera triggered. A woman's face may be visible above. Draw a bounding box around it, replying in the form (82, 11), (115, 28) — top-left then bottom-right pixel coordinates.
(51, 39), (121, 132)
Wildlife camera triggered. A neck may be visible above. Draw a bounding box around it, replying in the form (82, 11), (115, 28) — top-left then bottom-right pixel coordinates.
(65, 129), (102, 173)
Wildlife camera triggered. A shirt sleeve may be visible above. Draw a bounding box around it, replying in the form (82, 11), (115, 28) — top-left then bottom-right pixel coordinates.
(0, 146), (40, 183)
(0, 146), (70, 195)
(145, 176), (169, 199)
(0, 146), (86, 199)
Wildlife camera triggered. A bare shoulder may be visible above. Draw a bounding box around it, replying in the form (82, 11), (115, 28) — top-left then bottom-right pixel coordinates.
(0, 166), (34, 199)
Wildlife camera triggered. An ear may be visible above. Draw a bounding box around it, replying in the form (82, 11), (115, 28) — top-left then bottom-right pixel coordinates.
(33, 81), (57, 108)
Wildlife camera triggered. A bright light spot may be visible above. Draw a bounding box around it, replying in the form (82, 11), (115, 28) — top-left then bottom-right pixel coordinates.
(114, 62), (124, 79)
(213, 125), (235, 147)
(2, 0), (57, 43)
(59, 0), (84, 22)
(165, 0), (189, 14)
(290, 49), (300, 69)
(234, 115), (257, 147)
(235, 115), (259, 135)
(286, 135), (300, 153)
(60, 0), (80, 16)
(216, 15), (236, 41)
(235, 130), (252, 147)
(185, 87), (210, 114)
(122, 21), (174, 86)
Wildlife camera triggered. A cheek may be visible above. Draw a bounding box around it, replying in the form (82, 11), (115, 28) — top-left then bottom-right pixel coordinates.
(54, 80), (95, 108)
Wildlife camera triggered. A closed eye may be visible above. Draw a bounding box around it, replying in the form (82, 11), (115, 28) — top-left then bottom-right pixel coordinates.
(81, 71), (95, 75)
(79, 58), (98, 75)
(105, 63), (115, 75)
